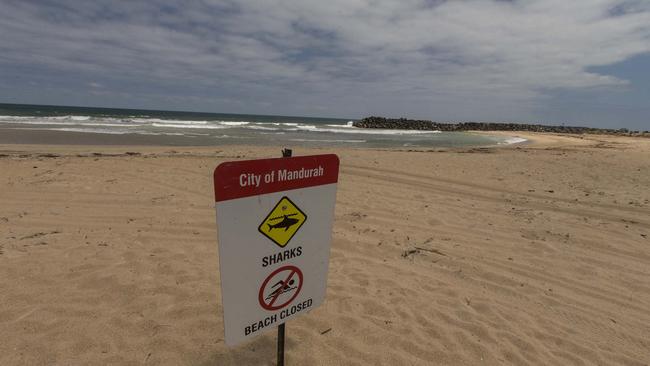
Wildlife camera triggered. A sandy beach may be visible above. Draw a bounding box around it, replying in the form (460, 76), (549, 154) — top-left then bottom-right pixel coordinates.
(1, 133), (649, 365)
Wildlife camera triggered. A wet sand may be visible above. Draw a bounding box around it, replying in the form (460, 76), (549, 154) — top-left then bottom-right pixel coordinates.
(1, 133), (649, 365)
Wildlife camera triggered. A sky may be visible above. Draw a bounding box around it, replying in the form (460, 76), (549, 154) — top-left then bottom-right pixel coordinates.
(0, 0), (649, 130)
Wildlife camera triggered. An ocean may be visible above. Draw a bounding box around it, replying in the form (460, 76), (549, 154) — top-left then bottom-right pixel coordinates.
(0, 103), (525, 148)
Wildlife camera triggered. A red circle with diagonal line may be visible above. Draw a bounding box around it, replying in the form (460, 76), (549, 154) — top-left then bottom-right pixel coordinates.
(258, 265), (303, 311)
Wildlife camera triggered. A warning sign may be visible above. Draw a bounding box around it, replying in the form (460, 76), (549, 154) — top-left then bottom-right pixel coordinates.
(259, 265), (303, 311)
(258, 197), (307, 248)
(214, 154), (339, 346)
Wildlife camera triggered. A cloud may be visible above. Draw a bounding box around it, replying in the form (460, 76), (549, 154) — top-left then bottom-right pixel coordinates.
(0, 0), (649, 124)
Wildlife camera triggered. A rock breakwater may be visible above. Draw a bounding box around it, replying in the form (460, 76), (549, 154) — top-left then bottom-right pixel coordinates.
(353, 116), (648, 136)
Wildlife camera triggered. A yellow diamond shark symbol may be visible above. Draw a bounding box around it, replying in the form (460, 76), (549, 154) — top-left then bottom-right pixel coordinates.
(258, 196), (307, 248)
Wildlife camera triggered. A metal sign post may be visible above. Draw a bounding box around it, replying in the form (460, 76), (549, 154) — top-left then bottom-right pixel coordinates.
(277, 322), (285, 366)
(278, 148), (291, 366)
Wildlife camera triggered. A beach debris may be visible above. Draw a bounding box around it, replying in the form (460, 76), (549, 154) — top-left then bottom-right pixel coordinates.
(91, 152), (124, 157)
(346, 212), (367, 221)
(19, 230), (60, 240)
(414, 247), (447, 256)
(151, 195), (174, 203)
(402, 246), (446, 259)
(20, 240), (49, 249)
(320, 328), (332, 335)
(125, 151), (141, 156)
(402, 248), (419, 258)
(459, 147), (494, 154)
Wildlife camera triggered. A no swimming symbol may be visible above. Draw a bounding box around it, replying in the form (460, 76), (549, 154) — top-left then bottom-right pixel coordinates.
(258, 265), (304, 311)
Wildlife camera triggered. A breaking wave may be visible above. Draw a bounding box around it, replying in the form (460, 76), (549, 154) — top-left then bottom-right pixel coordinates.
(0, 115), (442, 136)
(499, 137), (528, 145)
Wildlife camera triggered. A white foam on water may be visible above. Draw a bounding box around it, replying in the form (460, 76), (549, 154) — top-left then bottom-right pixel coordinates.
(138, 119), (254, 127)
(0, 115), (35, 120)
(325, 121), (355, 128)
(43, 115), (92, 121)
(500, 137), (528, 145)
(245, 125), (280, 131)
(291, 125), (318, 131)
(290, 125), (442, 135)
(219, 121), (250, 126)
(133, 131), (186, 136)
(0, 115), (146, 127)
(151, 122), (228, 129)
(0, 120), (138, 127)
(75, 122), (135, 127)
(131, 118), (209, 125)
(289, 138), (366, 143)
(51, 127), (129, 135)
(213, 135), (252, 139)
(42, 127), (187, 137)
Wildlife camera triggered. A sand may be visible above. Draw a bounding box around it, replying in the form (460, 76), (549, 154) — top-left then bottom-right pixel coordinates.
(1, 134), (649, 365)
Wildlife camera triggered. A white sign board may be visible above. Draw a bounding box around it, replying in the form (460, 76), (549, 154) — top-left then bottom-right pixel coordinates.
(213, 154), (339, 346)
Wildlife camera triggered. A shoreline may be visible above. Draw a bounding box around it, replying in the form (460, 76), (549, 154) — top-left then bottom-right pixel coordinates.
(2, 130), (646, 158)
(0, 127), (559, 152)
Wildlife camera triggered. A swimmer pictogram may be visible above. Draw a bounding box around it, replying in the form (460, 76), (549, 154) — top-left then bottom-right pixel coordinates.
(259, 265), (304, 311)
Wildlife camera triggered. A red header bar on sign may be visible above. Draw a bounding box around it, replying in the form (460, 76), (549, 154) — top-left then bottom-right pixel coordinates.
(214, 154), (339, 202)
